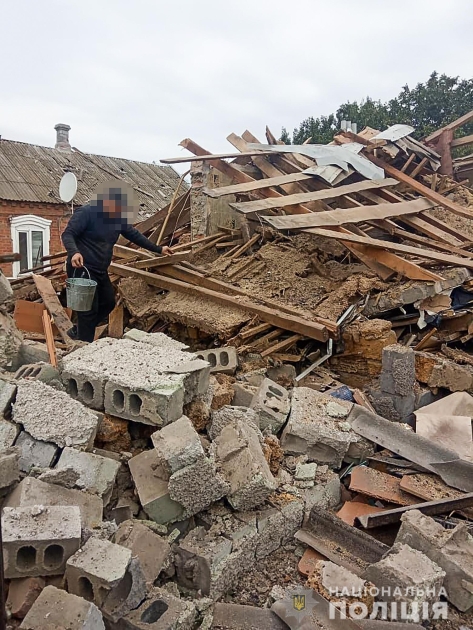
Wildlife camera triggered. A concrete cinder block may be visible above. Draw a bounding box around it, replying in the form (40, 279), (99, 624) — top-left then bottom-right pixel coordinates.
(0, 310), (23, 372)
(300, 470), (342, 514)
(20, 585), (105, 629)
(370, 390), (416, 422)
(13, 380), (99, 450)
(212, 418), (277, 511)
(0, 378), (16, 417)
(114, 520), (171, 585)
(250, 378), (291, 433)
(111, 587), (196, 630)
(2, 505), (81, 578)
(62, 370), (105, 410)
(208, 405), (259, 441)
(15, 431), (58, 474)
(128, 450), (184, 525)
(21, 584), (103, 629)
(196, 347), (238, 375)
(364, 542), (445, 620)
(168, 456), (230, 518)
(151, 415), (204, 477)
(280, 388), (357, 468)
(14, 362), (61, 386)
(0, 418), (20, 449)
(66, 537), (132, 608)
(396, 509), (473, 612)
(55, 447), (120, 506)
(104, 378), (185, 427)
(62, 336), (206, 426)
(380, 344), (416, 397)
(4, 477), (103, 529)
(0, 446), (20, 490)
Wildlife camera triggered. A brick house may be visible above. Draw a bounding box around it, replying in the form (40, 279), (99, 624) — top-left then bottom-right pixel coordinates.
(0, 124), (184, 277)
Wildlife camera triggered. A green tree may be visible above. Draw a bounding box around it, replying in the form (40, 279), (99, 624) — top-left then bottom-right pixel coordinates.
(286, 72), (473, 145)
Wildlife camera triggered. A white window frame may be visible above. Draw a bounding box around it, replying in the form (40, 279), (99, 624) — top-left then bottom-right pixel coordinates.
(10, 215), (51, 278)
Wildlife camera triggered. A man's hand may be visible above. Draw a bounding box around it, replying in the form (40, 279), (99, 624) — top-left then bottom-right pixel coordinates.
(71, 253), (84, 268)
(161, 246), (173, 256)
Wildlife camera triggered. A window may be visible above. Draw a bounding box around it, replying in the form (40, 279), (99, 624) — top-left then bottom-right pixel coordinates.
(10, 215), (51, 278)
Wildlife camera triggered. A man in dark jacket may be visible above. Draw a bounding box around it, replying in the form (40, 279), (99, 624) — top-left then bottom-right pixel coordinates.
(62, 185), (171, 342)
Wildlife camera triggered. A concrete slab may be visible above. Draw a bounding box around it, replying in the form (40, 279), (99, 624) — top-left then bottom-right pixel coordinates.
(0, 379), (16, 417)
(13, 380), (99, 450)
(208, 405), (259, 441)
(212, 603), (289, 629)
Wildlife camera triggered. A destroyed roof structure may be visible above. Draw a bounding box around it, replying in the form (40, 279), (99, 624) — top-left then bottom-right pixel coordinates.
(2, 113), (473, 629)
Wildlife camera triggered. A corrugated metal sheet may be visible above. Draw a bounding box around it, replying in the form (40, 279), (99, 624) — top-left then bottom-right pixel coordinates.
(0, 139), (186, 219)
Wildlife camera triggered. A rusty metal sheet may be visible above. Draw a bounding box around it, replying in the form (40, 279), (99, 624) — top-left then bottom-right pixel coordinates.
(349, 466), (419, 506)
(349, 407), (473, 492)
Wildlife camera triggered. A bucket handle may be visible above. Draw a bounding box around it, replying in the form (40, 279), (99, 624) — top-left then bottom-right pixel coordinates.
(72, 266), (91, 280)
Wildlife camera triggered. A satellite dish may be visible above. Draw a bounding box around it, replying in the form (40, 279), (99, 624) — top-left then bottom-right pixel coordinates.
(59, 172), (78, 203)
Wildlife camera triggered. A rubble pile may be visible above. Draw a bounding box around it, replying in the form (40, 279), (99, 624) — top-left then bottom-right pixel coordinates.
(2, 114), (473, 628)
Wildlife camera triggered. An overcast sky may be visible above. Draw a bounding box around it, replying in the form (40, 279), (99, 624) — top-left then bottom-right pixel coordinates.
(1, 0), (472, 173)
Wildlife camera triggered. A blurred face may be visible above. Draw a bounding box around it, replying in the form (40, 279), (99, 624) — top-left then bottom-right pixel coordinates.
(102, 198), (122, 216)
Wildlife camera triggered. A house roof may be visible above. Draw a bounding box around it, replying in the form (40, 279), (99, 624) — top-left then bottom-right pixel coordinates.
(0, 139), (186, 220)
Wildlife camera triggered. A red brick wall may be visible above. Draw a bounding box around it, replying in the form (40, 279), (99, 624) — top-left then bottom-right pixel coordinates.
(0, 200), (71, 277)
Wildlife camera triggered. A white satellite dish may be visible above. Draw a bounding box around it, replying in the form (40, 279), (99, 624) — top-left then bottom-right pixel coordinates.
(59, 172), (78, 203)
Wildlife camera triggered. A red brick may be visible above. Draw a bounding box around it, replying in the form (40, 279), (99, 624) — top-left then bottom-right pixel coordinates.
(7, 576), (45, 619)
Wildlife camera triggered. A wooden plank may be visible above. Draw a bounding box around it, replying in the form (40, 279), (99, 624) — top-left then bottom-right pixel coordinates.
(42, 310), (58, 368)
(303, 228), (473, 270)
(263, 198), (435, 230)
(409, 156), (429, 179)
(227, 234), (260, 260)
(202, 172), (315, 198)
(400, 216), (464, 246)
(113, 245), (154, 260)
(133, 251), (191, 270)
(400, 152), (416, 173)
(239, 323), (272, 340)
(340, 244), (443, 281)
(370, 156), (473, 220)
(14, 300), (72, 336)
(230, 178), (399, 214)
(425, 110), (473, 143)
(32, 274), (75, 347)
(110, 263), (329, 341)
(160, 149), (280, 164)
(260, 334), (302, 357)
(391, 228), (473, 259)
(451, 133), (473, 148)
(108, 304), (124, 339)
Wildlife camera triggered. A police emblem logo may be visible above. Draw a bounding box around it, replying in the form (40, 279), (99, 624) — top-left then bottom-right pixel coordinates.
(292, 594), (306, 611)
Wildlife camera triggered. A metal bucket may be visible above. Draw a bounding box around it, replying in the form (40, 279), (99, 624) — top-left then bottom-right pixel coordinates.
(66, 267), (97, 312)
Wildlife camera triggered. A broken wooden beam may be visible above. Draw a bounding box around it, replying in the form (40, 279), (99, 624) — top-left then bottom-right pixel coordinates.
(262, 198), (435, 230)
(303, 227), (473, 270)
(32, 274), (75, 347)
(110, 263), (330, 341)
(133, 251), (191, 270)
(230, 178), (399, 214)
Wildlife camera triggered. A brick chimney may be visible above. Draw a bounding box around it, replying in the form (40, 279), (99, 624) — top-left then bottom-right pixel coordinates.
(54, 123), (71, 151)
